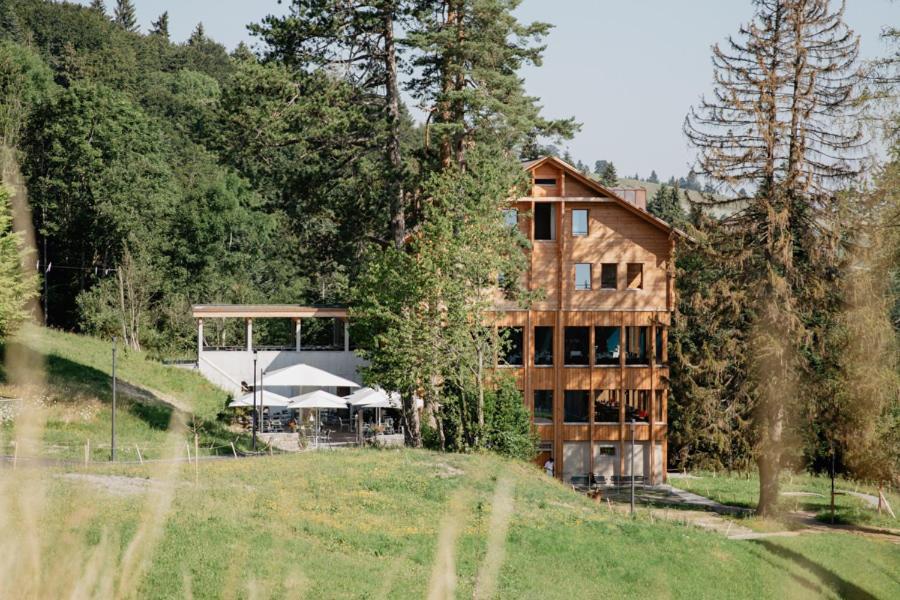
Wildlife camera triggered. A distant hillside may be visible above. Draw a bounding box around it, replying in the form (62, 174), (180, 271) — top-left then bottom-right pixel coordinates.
(616, 178), (741, 219)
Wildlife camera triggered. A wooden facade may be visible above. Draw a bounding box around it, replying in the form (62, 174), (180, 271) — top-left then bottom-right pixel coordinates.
(494, 156), (679, 484)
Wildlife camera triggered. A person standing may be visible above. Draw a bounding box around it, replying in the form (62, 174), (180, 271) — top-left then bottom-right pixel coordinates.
(543, 457), (554, 477)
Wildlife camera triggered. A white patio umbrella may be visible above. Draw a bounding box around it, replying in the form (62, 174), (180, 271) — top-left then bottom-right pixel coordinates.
(345, 387), (385, 406)
(288, 390), (349, 444)
(262, 363), (360, 389)
(228, 391), (291, 408)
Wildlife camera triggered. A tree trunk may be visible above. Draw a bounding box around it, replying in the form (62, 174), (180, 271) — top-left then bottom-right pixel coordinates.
(382, 3), (405, 248)
(403, 390), (422, 448)
(756, 400), (784, 516)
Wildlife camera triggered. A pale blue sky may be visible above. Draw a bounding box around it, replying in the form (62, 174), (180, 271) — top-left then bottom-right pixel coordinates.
(74, 0), (897, 179)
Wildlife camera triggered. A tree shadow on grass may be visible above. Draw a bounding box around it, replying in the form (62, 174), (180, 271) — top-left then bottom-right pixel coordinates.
(0, 341), (173, 432)
(748, 539), (878, 600)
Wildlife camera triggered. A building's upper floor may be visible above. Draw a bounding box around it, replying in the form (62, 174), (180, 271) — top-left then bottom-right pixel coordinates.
(498, 156), (680, 313)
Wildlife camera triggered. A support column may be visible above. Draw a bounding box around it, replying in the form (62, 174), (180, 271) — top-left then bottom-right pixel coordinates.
(294, 318), (302, 351)
(246, 318), (253, 352)
(343, 318), (350, 352)
(197, 318), (203, 358)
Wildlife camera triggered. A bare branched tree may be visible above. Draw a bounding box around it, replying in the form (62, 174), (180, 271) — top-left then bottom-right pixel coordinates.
(684, 0), (867, 515)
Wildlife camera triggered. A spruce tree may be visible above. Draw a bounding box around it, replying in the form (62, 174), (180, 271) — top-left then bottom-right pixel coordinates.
(89, 0), (107, 14)
(113, 0), (138, 32)
(648, 169), (659, 183)
(684, 0), (866, 515)
(150, 11), (169, 40)
(189, 22), (206, 45)
(598, 161), (617, 186)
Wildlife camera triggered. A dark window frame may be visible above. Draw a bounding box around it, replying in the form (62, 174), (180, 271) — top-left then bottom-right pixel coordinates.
(626, 263), (643, 290)
(600, 263), (618, 290)
(594, 326), (621, 366)
(564, 326), (590, 366)
(534, 390), (553, 423)
(564, 390), (590, 423)
(534, 326), (554, 366)
(534, 202), (555, 241)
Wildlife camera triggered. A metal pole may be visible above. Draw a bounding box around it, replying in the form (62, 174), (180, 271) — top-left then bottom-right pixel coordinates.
(830, 440), (836, 524)
(630, 418), (635, 516)
(43, 235), (48, 326)
(111, 337), (117, 461)
(252, 351), (258, 451)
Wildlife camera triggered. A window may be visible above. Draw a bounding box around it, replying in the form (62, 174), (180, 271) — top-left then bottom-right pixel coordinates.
(594, 326), (620, 366)
(600, 263), (618, 289)
(593, 390), (620, 422)
(655, 327), (665, 364)
(625, 326), (648, 365)
(572, 209), (588, 236)
(534, 202), (555, 240)
(502, 208), (518, 228)
(624, 390), (650, 423)
(534, 326), (553, 366)
(596, 446), (616, 456)
(627, 263), (643, 289)
(499, 327), (523, 366)
(574, 263), (592, 290)
(654, 389), (665, 423)
(534, 178), (557, 186)
(534, 390), (553, 423)
(564, 327), (589, 365)
(564, 390), (589, 423)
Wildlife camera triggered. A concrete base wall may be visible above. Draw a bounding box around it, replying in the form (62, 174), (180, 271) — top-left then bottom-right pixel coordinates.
(198, 350), (367, 396)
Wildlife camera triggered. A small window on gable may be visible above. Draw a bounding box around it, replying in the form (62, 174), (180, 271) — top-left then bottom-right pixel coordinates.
(535, 178), (557, 185)
(574, 264), (591, 290)
(627, 263), (643, 289)
(572, 209), (588, 236)
(534, 202), (555, 241)
(600, 263), (617, 290)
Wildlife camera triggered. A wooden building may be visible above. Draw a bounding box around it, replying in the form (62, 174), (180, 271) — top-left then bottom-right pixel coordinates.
(493, 156), (681, 484)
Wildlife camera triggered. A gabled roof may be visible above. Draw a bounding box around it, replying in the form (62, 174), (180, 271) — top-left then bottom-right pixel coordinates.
(521, 155), (685, 238)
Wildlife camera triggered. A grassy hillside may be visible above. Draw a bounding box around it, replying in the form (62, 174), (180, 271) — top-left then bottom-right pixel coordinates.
(1, 450), (897, 599)
(0, 325), (234, 461)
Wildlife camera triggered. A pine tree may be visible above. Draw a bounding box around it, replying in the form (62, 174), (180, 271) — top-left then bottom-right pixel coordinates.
(648, 169), (659, 183)
(598, 161), (617, 186)
(189, 22), (206, 45)
(89, 0), (107, 13)
(150, 11), (169, 40)
(684, 0), (866, 516)
(113, 0), (138, 33)
(593, 159), (609, 176)
(647, 184), (687, 227)
(406, 0), (577, 167)
(0, 184), (34, 338)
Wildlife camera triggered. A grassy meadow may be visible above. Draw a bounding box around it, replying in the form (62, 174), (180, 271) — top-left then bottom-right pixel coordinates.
(0, 449), (897, 599)
(672, 470), (900, 531)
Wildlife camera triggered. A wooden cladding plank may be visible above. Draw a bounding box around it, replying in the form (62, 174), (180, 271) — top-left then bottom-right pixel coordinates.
(563, 425), (591, 440)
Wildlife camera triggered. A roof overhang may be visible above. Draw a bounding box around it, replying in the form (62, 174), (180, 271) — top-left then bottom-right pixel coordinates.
(522, 155), (688, 238)
(192, 304), (348, 319)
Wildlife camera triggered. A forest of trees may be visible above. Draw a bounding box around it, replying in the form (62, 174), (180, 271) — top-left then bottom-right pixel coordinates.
(0, 1), (896, 500)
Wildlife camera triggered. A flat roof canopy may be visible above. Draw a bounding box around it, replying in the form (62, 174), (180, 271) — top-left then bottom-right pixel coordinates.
(192, 304), (348, 319)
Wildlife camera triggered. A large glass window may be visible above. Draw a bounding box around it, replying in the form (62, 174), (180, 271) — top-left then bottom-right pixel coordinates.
(564, 390), (589, 423)
(534, 326), (553, 366)
(502, 208), (518, 228)
(593, 390), (620, 423)
(499, 327), (523, 366)
(625, 326), (648, 365)
(574, 263), (592, 290)
(627, 263), (643, 289)
(572, 209), (588, 236)
(534, 203), (555, 240)
(594, 326), (621, 365)
(624, 390), (650, 423)
(655, 326), (665, 364)
(600, 263), (618, 289)
(534, 390), (553, 423)
(564, 327), (589, 365)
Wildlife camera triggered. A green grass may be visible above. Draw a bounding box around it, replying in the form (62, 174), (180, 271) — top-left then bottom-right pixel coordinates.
(0, 325), (236, 461)
(5, 449), (898, 599)
(672, 470), (900, 530)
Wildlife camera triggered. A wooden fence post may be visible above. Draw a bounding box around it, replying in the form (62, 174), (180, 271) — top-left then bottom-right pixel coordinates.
(135, 444), (143, 465)
(230, 441), (237, 458)
(194, 434), (200, 485)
